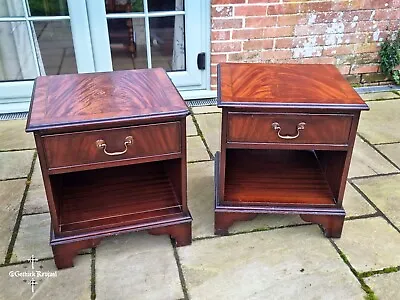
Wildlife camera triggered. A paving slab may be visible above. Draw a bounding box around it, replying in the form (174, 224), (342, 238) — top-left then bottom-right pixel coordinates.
(0, 255), (91, 300)
(230, 215), (306, 233)
(187, 136), (210, 162)
(0, 179), (26, 261)
(0, 150), (35, 180)
(342, 183), (375, 217)
(357, 99), (400, 144)
(353, 174), (400, 228)
(376, 143), (400, 169)
(23, 159), (48, 214)
(348, 137), (397, 178)
(187, 116), (198, 136)
(334, 218), (400, 273)
(194, 113), (221, 155)
(12, 213), (52, 262)
(178, 226), (365, 300)
(96, 232), (184, 300)
(364, 271), (400, 300)
(191, 106), (221, 114)
(0, 120), (35, 151)
(187, 161), (215, 239)
(360, 91), (400, 101)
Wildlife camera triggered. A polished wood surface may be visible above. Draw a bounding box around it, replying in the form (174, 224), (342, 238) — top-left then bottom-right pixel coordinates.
(27, 69), (192, 269)
(224, 149), (335, 206)
(227, 112), (352, 145)
(215, 63), (368, 237)
(218, 63), (369, 110)
(44, 121), (181, 170)
(26, 68), (189, 132)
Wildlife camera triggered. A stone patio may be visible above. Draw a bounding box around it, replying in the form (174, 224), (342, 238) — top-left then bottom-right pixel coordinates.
(0, 90), (399, 299)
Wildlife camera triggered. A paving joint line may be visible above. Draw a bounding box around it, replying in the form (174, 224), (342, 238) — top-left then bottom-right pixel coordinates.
(22, 211), (50, 216)
(348, 171), (400, 181)
(190, 114), (214, 160)
(91, 248), (96, 300)
(0, 176), (28, 182)
(187, 159), (213, 164)
(4, 152), (38, 264)
(192, 222), (314, 242)
(328, 239), (377, 300)
(0, 256), (54, 268)
(357, 133), (400, 171)
(348, 180), (400, 234)
(0, 148), (36, 153)
(171, 239), (190, 300)
(358, 266), (400, 278)
(373, 141), (400, 146)
(344, 213), (380, 221)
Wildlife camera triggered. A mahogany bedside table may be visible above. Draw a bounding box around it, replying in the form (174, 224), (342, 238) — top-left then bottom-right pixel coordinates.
(26, 69), (192, 269)
(214, 63), (369, 237)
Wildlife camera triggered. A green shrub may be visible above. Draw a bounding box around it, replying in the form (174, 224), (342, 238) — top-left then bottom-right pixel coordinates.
(379, 31), (400, 84)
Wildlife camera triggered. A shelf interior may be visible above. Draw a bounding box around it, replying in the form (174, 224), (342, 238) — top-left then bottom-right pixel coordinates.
(224, 149), (336, 206)
(51, 160), (183, 233)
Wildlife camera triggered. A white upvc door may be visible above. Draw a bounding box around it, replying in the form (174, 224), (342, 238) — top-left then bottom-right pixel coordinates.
(0, 0), (210, 114)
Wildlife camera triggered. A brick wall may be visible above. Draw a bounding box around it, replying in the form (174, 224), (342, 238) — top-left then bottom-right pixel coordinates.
(210, 0), (400, 89)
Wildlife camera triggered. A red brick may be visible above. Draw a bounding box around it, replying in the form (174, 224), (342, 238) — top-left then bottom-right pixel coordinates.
(295, 24), (328, 36)
(232, 28), (264, 40)
(248, 0), (279, 3)
(211, 76), (217, 86)
(354, 43), (379, 54)
(212, 6), (233, 18)
(357, 0), (393, 9)
(300, 57), (335, 64)
(277, 15), (303, 26)
(337, 64), (351, 75)
(212, 18), (243, 30)
(235, 5), (267, 16)
(323, 45), (354, 56)
(262, 49), (292, 60)
(245, 16), (277, 28)
(343, 10), (374, 22)
(212, 30), (231, 41)
(243, 39), (273, 50)
(212, 41), (242, 52)
(351, 64), (380, 74)
(275, 37), (294, 49)
(227, 51), (263, 62)
(211, 54), (228, 63)
(211, 65), (217, 75)
(300, 1), (333, 13)
(267, 4), (299, 15)
(213, 0), (244, 4)
(263, 26), (294, 38)
(293, 36), (325, 48)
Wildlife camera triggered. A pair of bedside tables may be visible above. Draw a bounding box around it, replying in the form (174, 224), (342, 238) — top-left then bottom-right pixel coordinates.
(26, 64), (368, 269)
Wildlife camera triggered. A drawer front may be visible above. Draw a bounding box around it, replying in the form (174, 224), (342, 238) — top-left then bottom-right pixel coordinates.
(227, 113), (352, 145)
(44, 122), (181, 169)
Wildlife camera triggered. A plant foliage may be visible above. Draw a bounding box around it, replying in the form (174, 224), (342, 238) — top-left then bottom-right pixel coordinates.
(379, 31), (400, 84)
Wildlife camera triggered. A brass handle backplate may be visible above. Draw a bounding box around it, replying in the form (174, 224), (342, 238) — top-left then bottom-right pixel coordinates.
(271, 122), (306, 140)
(96, 136), (133, 156)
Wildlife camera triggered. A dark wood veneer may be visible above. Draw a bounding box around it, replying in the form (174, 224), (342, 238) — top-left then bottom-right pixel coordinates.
(215, 63), (368, 237)
(27, 69), (192, 269)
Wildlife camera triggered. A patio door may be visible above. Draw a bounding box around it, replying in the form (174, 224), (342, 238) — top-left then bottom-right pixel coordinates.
(0, 0), (209, 114)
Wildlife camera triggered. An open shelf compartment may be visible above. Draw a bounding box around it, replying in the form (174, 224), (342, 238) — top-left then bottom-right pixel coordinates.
(51, 160), (184, 234)
(223, 149), (336, 206)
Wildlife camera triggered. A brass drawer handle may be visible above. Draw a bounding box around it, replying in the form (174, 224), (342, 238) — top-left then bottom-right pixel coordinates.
(271, 122), (306, 140)
(96, 136), (133, 156)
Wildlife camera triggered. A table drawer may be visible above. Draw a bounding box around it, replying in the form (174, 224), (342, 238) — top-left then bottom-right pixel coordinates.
(227, 113), (352, 145)
(43, 122), (181, 169)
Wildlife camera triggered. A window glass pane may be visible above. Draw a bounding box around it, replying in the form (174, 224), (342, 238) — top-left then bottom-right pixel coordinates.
(105, 0), (144, 13)
(150, 16), (185, 72)
(28, 0), (69, 16)
(0, 0), (25, 17)
(108, 17), (148, 70)
(34, 20), (77, 75)
(148, 0), (184, 12)
(0, 22), (38, 81)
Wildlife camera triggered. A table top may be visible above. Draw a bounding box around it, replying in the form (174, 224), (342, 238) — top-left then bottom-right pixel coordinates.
(26, 69), (189, 132)
(218, 63), (369, 110)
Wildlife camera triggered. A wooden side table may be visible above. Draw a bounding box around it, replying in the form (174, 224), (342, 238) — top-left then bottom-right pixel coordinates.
(214, 63), (369, 237)
(26, 69), (192, 269)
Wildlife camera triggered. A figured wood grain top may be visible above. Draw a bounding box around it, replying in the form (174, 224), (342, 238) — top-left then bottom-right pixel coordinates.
(218, 63), (369, 110)
(26, 69), (189, 132)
